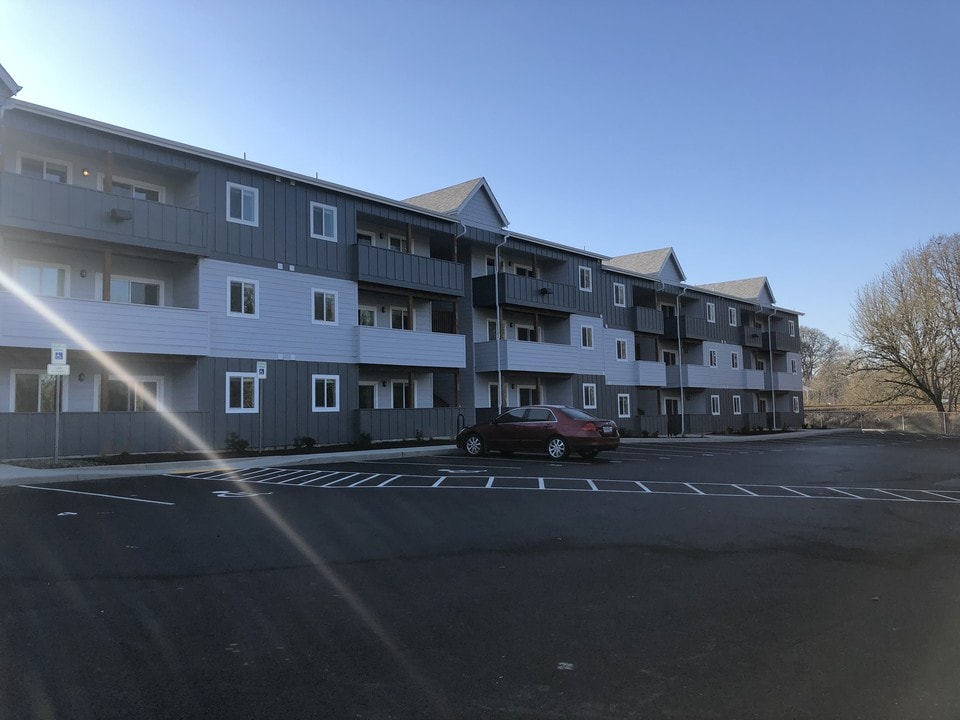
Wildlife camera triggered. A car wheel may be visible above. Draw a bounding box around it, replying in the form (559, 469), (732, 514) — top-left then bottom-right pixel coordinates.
(463, 433), (485, 456)
(578, 449), (599, 459)
(546, 436), (569, 460)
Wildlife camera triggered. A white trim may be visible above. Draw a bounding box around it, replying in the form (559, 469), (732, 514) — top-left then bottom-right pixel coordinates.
(706, 302), (716, 323)
(311, 374), (340, 412)
(792, 396), (800, 413)
(617, 393), (630, 418)
(309, 201), (337, 241)
(389, 306), (412, 330)
(788, 320), (796, 337)
(578, 266), (593, 292)
(733, 395), (742, 415)
(613, 282), (626, 307)
(16, 152), (72, 184)
(517, 385), (539, 405)
(487, 318), (499, 341)
(356, 231), (374, 246)
(582, 383), (597, 409)
(358, 305), (377, 327)
(226, 181), (259, 226)
(358, 381), (378, 409)
(615, 338), (628, 361)
(388, 234), (411, 253)
(98, 173), (166, 202)
(227, 277), (259, 318)
(580, 325), (594, 349)
(95, 273), (164, 305)
(390, 379), (415, 409)
(710, 394), (721, 415)
(708, 349), (718, 367)
(225, 372), (259, 413)
(13, 259), (71, 297)
(10, 368), (68, 412)
(487, 382), (499, 408)
(311, 288), (339, 325)
(515, 323), (537, 342)
(100, 374), (164, 412)
(728, 307), (738, 326)
(731, 351), (739, 369)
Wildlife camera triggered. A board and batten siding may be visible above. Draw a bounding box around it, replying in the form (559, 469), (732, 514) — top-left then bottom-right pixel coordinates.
(199, 258), (358, 362)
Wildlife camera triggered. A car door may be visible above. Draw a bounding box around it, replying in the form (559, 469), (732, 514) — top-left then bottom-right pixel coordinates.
(484, 408), (527, 451)
(521, 407), (558, 450)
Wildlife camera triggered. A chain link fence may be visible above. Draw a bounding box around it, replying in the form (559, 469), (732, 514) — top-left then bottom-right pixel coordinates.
(805, 407), (959, 435)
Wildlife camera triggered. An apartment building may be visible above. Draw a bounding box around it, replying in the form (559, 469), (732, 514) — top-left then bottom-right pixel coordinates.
(0, 65), (803, 459)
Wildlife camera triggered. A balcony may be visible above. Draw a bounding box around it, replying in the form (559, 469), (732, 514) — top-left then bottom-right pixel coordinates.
(356, 326), (465, 368)
(0, 172), (208, 254)
(762, 331), (800, 353)
(474, 339), (579, 374)
(632, 306), (664, 335)
(636, 360), (667, 387)
(0, 291), (211, 356)
(665, 365), (766, 390)
(768, 371), (803, 392)
(662, 315), (713, 341)
(355, 244), (464, 297)
(473, 273), (577, 314)
(741, 326), (763, 348)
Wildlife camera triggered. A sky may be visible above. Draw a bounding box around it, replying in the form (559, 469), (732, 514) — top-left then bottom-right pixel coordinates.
(3, 0), (958, 344)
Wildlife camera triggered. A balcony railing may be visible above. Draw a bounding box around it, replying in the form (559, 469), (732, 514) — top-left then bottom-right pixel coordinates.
(636, 360), (667, 386)
(355, 244), (464, 297)
(473, 339), (579, 374)
(0, 292), (211, 356)
(357, 407), (461, 442)
(0, 172), (208, 254)
(665, 365), (766, 390)
(769, 371), (803, 391)
(741, 326), (763, 348)
(472, 273), (577, 314)
(662, 315), (712, 341)
(632, 306), (664, 335)
(762, 331), (800, 353)
(356, 326), (465, 368)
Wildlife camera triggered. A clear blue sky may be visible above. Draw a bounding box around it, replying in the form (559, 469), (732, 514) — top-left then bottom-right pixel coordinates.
(4, 0), (958, 343)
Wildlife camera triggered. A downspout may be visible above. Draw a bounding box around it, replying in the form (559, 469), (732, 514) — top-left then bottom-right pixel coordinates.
(677, 287), (687, 436)
(768, 308), (778, 430)
(495, 234), (509, 414)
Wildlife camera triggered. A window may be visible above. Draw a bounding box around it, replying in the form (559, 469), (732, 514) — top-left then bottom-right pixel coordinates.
(518, 386), (539, 405)
(792, 396), (800, 413)
(515, 264), (535, 278)
(728, 307), (738, 326)
(581, 326), (594, 349)
(104, 176), (164, 202)
(228, 278), (258, 317)
(578, 266), (592, 292)
(755, 355), (765, 371)
(390, 307), (410, 330)
(102, 376), (161, 412)
(706, 302), (716, 323)
(662, 350), (677, 366)
(358, 382), (376, 409)
(788, 320), (796, 337)
(312, 375), (339, 412)
(19, 154), (70, 183)
(731, 352), (740, 369)
(517, 325), (537, 342)
(710, 395), (721, 415)
(310, 202), (337, 241)
(392, 380), (412, 408)
(15, 261), (68, 297)
(613, 283), (626, 307)
(487, 319), (499, 341)
(312, 289), (337, 324)
(226, 372), (258, 413)
(12, 371), (61, 412)
(358, 306), (376, 327)
(733, 395), (742, 415)
(616, 339), (628, 361)
(582, 383), (597, 409)
(791, 359), (798, 374)
(356, 231), (374, 245)
(485, 257), (497, 275)
(664, 398), (679, 415)
(617, 393), (630, 418)
(709, 349), (718, 367)
(226, 182), (258, 226)
(488, 383), (500, 408)
(96, 274), (162, 306)
(388, 235), (410, 253)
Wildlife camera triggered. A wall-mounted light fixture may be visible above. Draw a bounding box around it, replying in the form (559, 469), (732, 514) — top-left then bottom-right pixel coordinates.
(80, 269), (87, 278)
(509, 322), (514, 327)
(78, 373), (85, 382)
(382, 380), (388, 387)
(81, 168), (90, 177)
(381, 306), (386, 313)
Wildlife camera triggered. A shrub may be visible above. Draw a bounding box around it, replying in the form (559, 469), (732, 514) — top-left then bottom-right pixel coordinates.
(293, 435), (316, 449)
(358, 432), (372, 448)
(226, 432), (250, 453)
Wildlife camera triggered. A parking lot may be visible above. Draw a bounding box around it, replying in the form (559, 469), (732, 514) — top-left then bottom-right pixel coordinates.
(3, 429), (960, 719)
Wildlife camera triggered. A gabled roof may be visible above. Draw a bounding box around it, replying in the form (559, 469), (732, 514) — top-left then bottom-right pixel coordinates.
(697, 277), (776, 305)
(0, 62), (22, 100)
(605, 247), (686, 282)
(404, 177), (509, 228)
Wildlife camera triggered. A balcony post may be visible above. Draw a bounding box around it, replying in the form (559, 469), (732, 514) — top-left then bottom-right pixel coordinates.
(102, 248), (112, 301)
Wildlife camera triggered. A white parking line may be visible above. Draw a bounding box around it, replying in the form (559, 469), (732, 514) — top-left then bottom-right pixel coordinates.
(21, 485), (175, 506)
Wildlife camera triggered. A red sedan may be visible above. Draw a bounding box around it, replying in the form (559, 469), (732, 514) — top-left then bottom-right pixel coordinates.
(456, 405), (620, 460)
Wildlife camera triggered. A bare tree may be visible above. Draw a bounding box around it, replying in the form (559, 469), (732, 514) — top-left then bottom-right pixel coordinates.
(799, 327), (841, 386)
(851, 234), (960, 412)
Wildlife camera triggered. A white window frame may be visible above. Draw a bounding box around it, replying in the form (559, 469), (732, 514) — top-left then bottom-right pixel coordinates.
(309, 201), (337, 242)
(10, 369), (67, 412)
(356, 231), (374, 246)
(706, 302), (716, 323)
(710, 394), (721, 415)
(516, 324), (537, 342)
(388, 234), (411, 253)
(791, 359), (798, 374)
(390, 306), (412, 330)
(227, 277), (259, 318)
(95, 273), (164, 306)
(792, 396), (800, 413)
(613, 282), (626, 307)
(582, 383), (597, 409)
(487, 319), (499, 341)
(487, 382), (500, 408)
(485, 256), (497, 275)
(358, 305), (377, 327)
(617, 393), (630, 418)
(615, 338), (628, 361)
(391, 379), (415, 409)
(578, 266), (593, 292)
(97, 374), (164, 412)
(733, 395), (742, 415)
(514, 263), (536, 278)
(581, 325), (594, 349)
(358, 381), (378, 409)
(226, 182), (259, 227)
(709, 349), (718, 367)
(98, 174), (166, 203)
(788, 320), (796, 337)
(517, 385), (539, 406)
(225, 372), (259, 414)
(731, 352), (740, 369)
(13, 259), (71, 298)
(312, 374), (340, 412)
(311, 289), (338, 325)
(728, 307), (738, 326)
(17, 153), (72, 184)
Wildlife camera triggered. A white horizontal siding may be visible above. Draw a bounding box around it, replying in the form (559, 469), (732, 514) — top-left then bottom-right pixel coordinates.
(357, 327), (465, 368)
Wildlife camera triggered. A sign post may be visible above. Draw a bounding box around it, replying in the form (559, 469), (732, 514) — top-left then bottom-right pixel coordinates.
(49, 344), (68, 464)
(256, 362), (267, 453)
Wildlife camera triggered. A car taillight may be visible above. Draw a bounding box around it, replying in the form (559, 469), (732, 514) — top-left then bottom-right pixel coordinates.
(582, 422), (597, 432)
